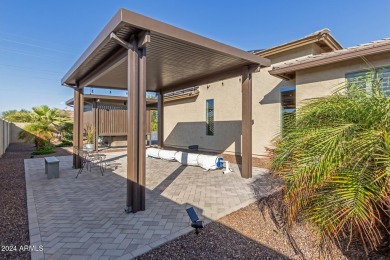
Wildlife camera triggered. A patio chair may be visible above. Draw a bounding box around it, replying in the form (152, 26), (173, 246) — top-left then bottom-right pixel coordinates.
(75, 148), (106, 178)
(98, 136), (110, 151)
(75, 148), (89, 178)
(87, 152), (106, 174)
(186, 207), (203, 234)
(98, 136), (104, 145)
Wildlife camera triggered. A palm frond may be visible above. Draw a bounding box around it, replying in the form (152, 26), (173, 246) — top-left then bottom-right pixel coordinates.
(270, 72), (390, 253)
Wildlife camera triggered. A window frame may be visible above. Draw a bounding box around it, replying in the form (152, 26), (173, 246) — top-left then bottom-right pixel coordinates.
(206, 99), (214, 136)
(280, 86), (296, 135)
(345, 66), (390, 96)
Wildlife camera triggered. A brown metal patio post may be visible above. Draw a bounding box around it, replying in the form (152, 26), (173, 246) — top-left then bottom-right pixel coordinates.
(241, 66), (252, 179)
(72, 89), (79, 168)
(157, 91), (164, 148)
(93, 101), (99, 151)
(146, 110), (151, 145)
(127, 38), (139, 213)
(73, 87), (84, 169)
(138, 47), (147, 211)
(126, 34), (148, 213)
(79, 89), (84, 166)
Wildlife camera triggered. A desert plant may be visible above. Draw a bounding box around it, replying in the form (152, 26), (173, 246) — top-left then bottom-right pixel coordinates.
(19, 121), (53, 149)
(84, 124), (95, 144)
(271, 70), (390, 254)
(18, 105), (71, 149)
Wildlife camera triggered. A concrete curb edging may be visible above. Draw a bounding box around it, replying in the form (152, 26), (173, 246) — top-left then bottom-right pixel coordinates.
(25, 158), (45, 260)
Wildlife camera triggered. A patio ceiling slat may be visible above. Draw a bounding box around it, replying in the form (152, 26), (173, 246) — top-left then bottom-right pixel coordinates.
(62, 9), (270, 91)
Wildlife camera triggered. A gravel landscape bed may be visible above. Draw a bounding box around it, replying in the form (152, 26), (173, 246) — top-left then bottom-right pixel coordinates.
(137, 203), (324, 260)
(0, 143), (71, 260)
(138, 203), (388, 260)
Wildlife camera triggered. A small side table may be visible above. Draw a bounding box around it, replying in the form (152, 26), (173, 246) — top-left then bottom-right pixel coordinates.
(45, 157), (59, 179)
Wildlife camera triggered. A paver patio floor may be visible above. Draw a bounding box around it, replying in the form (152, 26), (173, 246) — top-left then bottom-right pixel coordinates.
(25, 152), (274, 259)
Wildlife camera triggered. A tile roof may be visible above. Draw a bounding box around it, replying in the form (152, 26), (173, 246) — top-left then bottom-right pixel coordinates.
(271, 38), (390, 71)
(255, 28), (342, 57)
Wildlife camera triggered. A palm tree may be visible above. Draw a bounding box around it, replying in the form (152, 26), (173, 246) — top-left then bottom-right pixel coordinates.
(19, 105), (71, 149)
(271, 70), (390, 254)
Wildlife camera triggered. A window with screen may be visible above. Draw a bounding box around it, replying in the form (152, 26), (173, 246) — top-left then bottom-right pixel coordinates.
(206, 99), (214, 136)
(281, 87), (296, 134)
(346, 67), (390, 95)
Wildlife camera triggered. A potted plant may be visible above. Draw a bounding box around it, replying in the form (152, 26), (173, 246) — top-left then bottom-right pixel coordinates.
(84, 124), (95, 150)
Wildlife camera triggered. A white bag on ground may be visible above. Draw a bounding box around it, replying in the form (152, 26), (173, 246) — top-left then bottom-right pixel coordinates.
(174, 152), (199, 166)
(158, 149), (177, 161)
(197, 155), (221, 170)
(146, 148), (160, 158)
(147, 148), (224, 170)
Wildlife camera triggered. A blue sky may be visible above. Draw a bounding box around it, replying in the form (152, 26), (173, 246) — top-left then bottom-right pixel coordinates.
(1, 0), (390, 113)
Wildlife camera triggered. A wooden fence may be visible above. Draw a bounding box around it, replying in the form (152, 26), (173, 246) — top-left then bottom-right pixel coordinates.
(98, 109), (127, 136)
(83, 107), (151, 137)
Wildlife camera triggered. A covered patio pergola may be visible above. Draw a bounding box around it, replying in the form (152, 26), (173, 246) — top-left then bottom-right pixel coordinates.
(61, 8), (270, 213)
(65, 94), (157, 154)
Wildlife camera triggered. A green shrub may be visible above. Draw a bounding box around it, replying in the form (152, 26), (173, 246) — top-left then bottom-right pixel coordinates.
(64, 133), (73, 140)
(56, 140), (73, 147)
(32, 146), (56, 155)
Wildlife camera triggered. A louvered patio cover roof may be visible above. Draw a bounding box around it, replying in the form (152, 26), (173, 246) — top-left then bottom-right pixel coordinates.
(61, 9), (270, 91)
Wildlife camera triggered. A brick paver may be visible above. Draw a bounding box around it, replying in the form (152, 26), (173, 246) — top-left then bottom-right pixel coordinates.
(25, 152), (274, 259)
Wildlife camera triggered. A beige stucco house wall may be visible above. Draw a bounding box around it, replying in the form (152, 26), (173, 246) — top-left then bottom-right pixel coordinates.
(163, 43), (320, 158)
(162, 31), (390, 160)
(164, 75), (243, 155)
(296, 52), (390, 105)
(162, 66), (295, 158)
